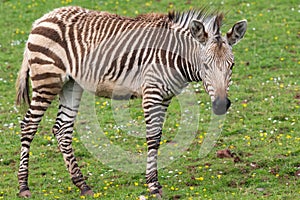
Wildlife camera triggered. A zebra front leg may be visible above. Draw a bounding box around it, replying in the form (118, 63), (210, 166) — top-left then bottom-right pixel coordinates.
(143, 91), (170, 198)
(53, 80), (93, 196)
(146, 133), (163, 198)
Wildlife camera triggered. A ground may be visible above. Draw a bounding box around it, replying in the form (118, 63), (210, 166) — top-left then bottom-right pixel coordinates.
(0, 0), (299, 199)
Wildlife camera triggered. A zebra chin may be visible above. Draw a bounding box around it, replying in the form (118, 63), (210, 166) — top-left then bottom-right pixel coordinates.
(212, 97), (231, 115)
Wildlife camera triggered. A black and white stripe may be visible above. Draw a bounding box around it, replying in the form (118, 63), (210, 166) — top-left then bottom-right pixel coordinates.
(16, 6), (247, 198)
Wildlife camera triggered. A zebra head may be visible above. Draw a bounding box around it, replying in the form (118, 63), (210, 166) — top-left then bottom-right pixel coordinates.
(190, 16), (247, 115)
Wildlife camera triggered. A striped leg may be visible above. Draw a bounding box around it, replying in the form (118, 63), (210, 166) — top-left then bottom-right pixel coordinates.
(143, 88), (171, 198)
(52, 80), (93, 196)
(18, 81), (62, 197)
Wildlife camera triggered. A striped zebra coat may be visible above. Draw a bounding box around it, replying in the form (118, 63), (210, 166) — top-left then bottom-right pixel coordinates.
(16, 6), (247, 198)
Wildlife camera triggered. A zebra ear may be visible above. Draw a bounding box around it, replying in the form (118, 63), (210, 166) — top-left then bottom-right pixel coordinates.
(190, 20), (208, 45)
(226, 20), (247, 46)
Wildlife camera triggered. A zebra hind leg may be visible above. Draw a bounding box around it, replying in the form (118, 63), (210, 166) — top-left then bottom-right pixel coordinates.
(52, 80), (93, 196)
(18, 83), (62, 197)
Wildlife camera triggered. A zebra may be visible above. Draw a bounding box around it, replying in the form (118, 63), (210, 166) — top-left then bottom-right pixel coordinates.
(15, 6), (247, 198)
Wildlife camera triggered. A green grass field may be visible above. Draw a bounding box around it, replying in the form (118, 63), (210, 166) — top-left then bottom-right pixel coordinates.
(0, 0), (299, 199)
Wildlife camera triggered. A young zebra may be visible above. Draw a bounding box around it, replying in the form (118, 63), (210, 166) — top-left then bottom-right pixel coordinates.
(16, 6), (247, 198)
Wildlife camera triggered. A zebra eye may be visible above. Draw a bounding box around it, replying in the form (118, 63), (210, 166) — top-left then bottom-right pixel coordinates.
(230, 63), (235, 70)
(204, 63), (209, 70)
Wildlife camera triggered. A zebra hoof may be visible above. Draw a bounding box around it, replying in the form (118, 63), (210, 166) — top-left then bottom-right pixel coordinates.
(150, 188), (163, 199)
(19, 190), (32, 198)
(158, 188), (163, 196)
(80, 189), (94, 196)
(152, 193), (162, 199)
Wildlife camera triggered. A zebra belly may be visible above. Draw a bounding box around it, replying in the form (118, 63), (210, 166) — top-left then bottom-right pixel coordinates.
(95, 81), (142, 100)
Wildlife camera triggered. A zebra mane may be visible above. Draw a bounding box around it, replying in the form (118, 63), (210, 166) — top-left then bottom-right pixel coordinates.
(168, 9), (224, 35)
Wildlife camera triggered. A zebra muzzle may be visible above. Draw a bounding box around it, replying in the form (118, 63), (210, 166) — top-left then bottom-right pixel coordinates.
(212, 97), (231, 115)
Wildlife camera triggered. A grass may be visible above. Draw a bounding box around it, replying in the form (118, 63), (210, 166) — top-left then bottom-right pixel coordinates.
(0, 0), (299, 199)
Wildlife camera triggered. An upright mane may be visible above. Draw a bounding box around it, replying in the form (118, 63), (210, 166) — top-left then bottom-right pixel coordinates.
(168, 9), (224, 35)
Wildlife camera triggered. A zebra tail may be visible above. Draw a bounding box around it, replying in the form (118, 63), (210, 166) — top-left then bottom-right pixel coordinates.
(15, 48), (30, 106)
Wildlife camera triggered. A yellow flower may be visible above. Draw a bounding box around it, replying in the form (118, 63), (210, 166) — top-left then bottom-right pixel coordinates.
(286, 135), (292, 139)
(94, 193), (101, 198)
(279, 84), (284, 88)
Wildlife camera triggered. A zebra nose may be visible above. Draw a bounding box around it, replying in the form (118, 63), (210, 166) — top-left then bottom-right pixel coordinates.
(212, 97), (231, 115)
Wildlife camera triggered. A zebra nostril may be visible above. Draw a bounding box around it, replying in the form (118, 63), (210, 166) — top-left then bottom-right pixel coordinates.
(226, 98), (231, 110)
